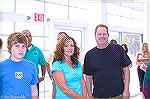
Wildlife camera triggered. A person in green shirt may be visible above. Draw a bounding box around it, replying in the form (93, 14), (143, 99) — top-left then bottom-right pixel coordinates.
(22, 30), (50, 95)
(143, 60), (150, 99)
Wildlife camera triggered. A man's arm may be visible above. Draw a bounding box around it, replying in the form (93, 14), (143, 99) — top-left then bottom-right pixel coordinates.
(123, 66), (130, 98)
(46, 62), (50, 75)
(81, 65), (88, 97)
(85, 75), (93, 97)
(41, 66), (46, 76)
(45, 62), (53, 80)
(81, 76), (88, 97)
(38, 63), (48, 83)
(31, 84), (38, 99)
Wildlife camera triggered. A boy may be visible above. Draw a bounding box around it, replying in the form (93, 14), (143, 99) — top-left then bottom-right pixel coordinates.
(0, 32), (38, 99)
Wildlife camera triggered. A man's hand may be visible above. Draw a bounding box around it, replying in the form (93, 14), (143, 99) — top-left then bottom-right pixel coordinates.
(38, 77), (44, 83)
(123, 89), (130, 99)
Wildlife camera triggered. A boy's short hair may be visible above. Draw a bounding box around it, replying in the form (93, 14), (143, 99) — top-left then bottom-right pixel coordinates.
(7, 32), (28, 51)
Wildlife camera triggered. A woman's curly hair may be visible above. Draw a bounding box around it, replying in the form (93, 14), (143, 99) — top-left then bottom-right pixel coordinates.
(53, 36), (80, 66)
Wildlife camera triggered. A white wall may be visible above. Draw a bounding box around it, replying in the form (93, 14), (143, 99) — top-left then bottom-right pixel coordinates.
(85, 1), (103, 51)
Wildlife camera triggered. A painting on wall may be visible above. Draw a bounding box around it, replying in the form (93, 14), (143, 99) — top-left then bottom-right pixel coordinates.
(122, 32), (142, 56)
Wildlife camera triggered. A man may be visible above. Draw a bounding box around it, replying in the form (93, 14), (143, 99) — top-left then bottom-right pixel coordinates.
(22, 30), (50, 95)
(84, 24), (131, 98)
(0, 32), (38, 99)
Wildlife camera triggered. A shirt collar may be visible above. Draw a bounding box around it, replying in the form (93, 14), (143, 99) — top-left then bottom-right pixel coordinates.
(28, 45), (32, 51)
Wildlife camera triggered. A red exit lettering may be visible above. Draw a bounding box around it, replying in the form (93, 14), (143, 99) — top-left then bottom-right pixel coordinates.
(34, 13), (44, 22)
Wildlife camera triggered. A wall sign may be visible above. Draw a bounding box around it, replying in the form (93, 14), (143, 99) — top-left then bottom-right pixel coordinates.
(34, 13), (44, 22)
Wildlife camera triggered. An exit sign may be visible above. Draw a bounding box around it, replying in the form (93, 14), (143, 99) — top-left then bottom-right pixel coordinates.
(34, 13), (44, 22)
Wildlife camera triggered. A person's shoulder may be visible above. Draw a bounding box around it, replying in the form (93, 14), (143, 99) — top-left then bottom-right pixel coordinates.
(32, 45), (44, 54)
(22, 59), (37, 70)
(116, 44), (122, 48)
(32, 44), (41, 51)
(0, 59), (10, 64)
(0, 59), (14, 70)
(76, 60), (81, 65)
(52, 60), (65, 69)
(0, 59), (10, 71)
(32, 44), (38, 48)
(52, 60), (64, 66)
(110, 44), (123, 50)
(77, 60), (82, 67)
(23, 59), (36, 66)
(109, 43), (121, 48)
(86, 47), (97, 55)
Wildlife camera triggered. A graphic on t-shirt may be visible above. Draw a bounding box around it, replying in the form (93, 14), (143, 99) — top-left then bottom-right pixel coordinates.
(15, 72), (23, 79)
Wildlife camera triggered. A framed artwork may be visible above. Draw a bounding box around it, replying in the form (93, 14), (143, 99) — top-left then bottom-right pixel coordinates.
(122, 32), (142, 56)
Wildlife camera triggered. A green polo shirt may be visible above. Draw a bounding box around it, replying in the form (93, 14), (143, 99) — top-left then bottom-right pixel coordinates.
(24, 44), (46, 76)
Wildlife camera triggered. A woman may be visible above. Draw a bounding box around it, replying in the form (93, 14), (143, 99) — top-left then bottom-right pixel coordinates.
(51, 36), (87, 99)
(136, 43), (150, 92)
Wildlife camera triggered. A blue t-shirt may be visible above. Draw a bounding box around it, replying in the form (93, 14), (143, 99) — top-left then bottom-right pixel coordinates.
(0, 59), (38, 97)
(51, 60), (83, 99)
(84, 44), (132, 98)
(24, 44), (46, 76)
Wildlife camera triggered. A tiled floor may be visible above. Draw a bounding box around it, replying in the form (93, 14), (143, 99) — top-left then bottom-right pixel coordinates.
(130, 92), (143, 99)
(130, 65), (140, 97)
(129, 58), (144, 99)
